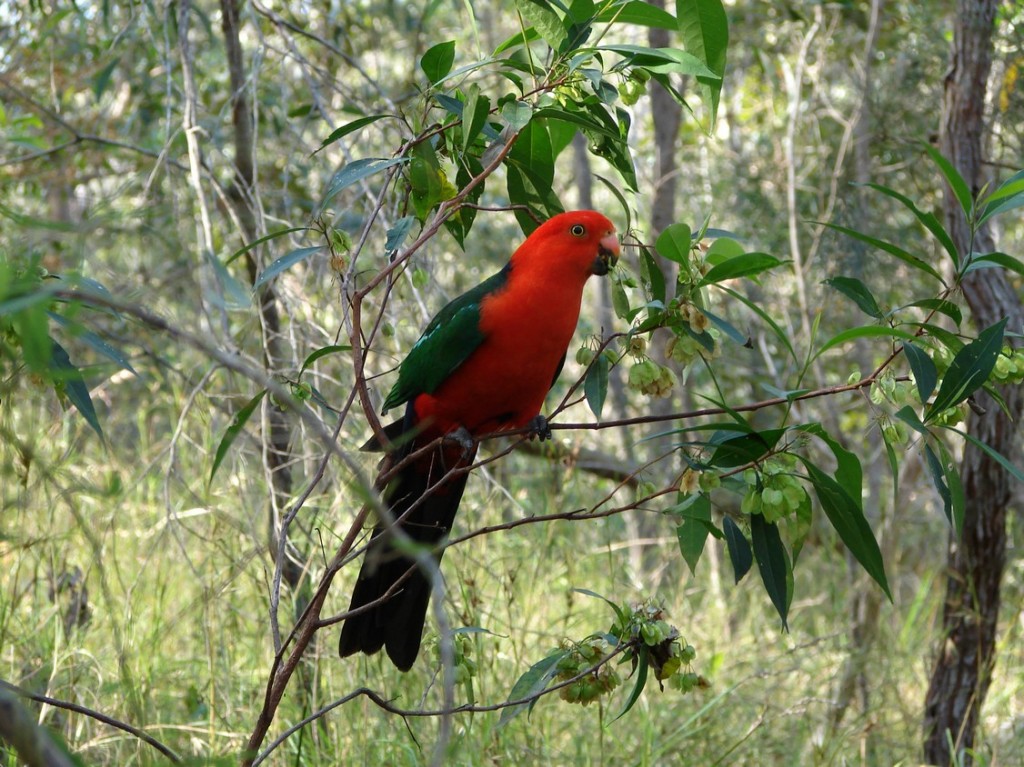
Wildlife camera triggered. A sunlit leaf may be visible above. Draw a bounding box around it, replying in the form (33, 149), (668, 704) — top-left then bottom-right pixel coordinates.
(421, 40), (456, 84)
(698, 252), (782, 286)
(655, 222), (691, 265)
(923, 144), (973, 220)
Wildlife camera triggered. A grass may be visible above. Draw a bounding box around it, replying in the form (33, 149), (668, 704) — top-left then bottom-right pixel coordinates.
(3, 376), (1024, 767)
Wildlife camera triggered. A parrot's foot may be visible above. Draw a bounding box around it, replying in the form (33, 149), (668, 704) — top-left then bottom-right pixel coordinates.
(526, 414), (553, 441)
(445, 426), (476, 458)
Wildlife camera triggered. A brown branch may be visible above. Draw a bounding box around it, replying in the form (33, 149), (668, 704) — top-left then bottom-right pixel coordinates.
(0, 680), (181, 764)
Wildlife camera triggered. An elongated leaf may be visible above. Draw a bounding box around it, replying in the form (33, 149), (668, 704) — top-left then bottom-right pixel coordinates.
(421, 40), (456, 83)
(205, 252), (251, 309)
(801, 459), (891, 600)
(795, 422), (863, 502)
(209, 390), (267, 485)
(461, 86), (489, 153)
(253, 247), (321, 290)
(900, 342), (938, 402)
(584, 353), (609, 420)
(226, 226), (307, 265)
(676, 494), (712, 575)
(385, 216), (417, 254)
(639, 247), (666, 304)
(676, 0), (729, 126)
(978, 170), (1024, 225)
(719, 285), (797, 363)
(49, 312), (137, 375)
(923, 144), (973, 219)
(816, 325), (919, 358)
(602, 45), (720, 80)
(722, 515), (751, 584)
(655, 223), (691, 265)
(924, 441), (956, 531)
(893, 404), (929, 437)
(316, 115), (389, 154)
(597, 1), (678, 28)
(708, 428), (786, 469)
(750, 513), (789, 629)
(299, 344), (351, 375)
(702, 307), (748, 345)
(498, 650), (570, 727)
(319, 157), (408, 213)
(900, 298), (963, 326)
(515, 0), (566, 50)
(823, 276), (883, 319)
(925, 318), (1007, 422)
(964, 251), (1024, 279)
(944, 426), (1024, 484)
(698, 252), (782, 286)
(939, 440), (966, 535)
(612, 648), (649, 722)
(823, 222), (945, 283)
(858, 182), (959, 267)
(50, 338), (103, 439)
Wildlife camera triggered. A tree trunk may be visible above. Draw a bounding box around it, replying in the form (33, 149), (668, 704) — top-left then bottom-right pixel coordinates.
(922, 1), (1024, 763)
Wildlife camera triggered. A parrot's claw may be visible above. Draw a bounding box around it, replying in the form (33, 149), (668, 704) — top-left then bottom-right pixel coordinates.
(526, 414), (553, 442)
(445, 426), (476, 458)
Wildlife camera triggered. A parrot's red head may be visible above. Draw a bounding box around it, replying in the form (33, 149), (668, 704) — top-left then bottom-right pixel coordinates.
(510, 210), (620, 279)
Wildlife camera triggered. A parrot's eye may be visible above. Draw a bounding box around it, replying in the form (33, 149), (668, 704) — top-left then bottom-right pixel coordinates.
(570, 224), (586, 237)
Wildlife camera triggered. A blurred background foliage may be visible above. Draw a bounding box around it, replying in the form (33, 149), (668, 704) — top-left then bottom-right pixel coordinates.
(1, 0), (1023, 764)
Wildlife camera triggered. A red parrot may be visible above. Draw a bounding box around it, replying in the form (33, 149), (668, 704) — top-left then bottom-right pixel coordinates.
(339, 210), (620, 670)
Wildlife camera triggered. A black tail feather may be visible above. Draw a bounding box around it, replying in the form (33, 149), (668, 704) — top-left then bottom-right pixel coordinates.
(339, 423), (474, 671)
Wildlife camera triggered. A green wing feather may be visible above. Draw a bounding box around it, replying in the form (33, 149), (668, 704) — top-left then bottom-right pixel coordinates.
(381, 264), (511, 413)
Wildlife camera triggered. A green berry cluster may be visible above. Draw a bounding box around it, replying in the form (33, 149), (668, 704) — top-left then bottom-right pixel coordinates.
(618, 69), (650, 106)
(555, 637), (622, 706)
(628, 359), (676, 397)
(741, 458), (804, 523)
(434, 632), (478, 686)
(869, 373), (916, 407)
(880, 416), (910, 445)
(611, 602), (705, 690)
(992, 347), (1024, 384)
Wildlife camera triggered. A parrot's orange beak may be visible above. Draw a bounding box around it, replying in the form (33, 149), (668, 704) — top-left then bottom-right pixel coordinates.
(593, 232), (620, 275)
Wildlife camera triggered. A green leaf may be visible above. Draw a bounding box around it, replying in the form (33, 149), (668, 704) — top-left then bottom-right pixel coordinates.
(925, 318), (1007, 422)
(209, 390), (267, 486)
(49, 312), (137, 375)
(655, 223), (691, 265)
(858, 182), (960, 268)
(597, 1), (679, 28)
(750, 513), (789, 630)
(611, 279), (631, 320)
(206, 252), (251, 310)
(722, 515), (752, 584)
(498, 650), (570, 727)
(299, 344), (351, 375)
(795, 422), (863, 501)
(675, 494), (712, 575)
(316, 115), (390, 154)
(899, 298), (963, 326)
(226, 227), (308, 266)
(385, 216), (417, 254)
(801, 459), (891, 601)
(823, 276), (883, 319)
(816, 325), (919, 359)
(702, 307), (748, 345)
(319, 157), (409, 214)
(92, 57), (119, 101)
(676, 0), (729, 126)
(924, 441), (956, 531)
(944, 426), (1024, 484)
(939, 440), (966, 535)
(515, 0), (567, 50)
(978, 170), (1024, 225)
(461, 86), (490, 153)
(719, 285), (797, 364)
(639, 247), (666, 304)
(923, 144), (973, 220)
(823, 222), (945, 283)
(602, 45), (720, 80)
(698, 252), (782, 286)
(612, 647), (649, 722)
(584, 353), (609, 419)
(893, 404), (929, 437)
(902, 342), (938, 402)
(964, 251), (1024, 279)
(253, 247), (321, 290)
(50, 338), (103, 439)
(707, 428), (786, 469)
(421, 40), (456, 84)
